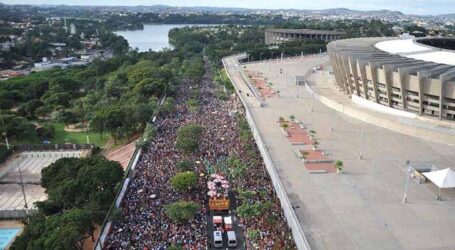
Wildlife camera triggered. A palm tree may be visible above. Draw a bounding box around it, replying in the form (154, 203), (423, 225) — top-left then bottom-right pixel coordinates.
(281, 123), (289, 130)
(289, 115), (295, 122)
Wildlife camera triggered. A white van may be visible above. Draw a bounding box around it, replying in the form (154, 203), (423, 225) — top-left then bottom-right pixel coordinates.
(213, 231), (223, 248)
(227, 231), (237, 247)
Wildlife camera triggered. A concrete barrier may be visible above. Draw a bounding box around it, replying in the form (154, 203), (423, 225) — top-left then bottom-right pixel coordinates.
(95, 148), (142, 250)
(351, 95), (417, 119)
(223, 55), (311, 250)
(305, 82), (455, 145)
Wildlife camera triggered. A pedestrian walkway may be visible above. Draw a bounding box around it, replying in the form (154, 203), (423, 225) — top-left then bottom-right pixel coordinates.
(307, 66), (455, 145)
(226, 55), (455, 250)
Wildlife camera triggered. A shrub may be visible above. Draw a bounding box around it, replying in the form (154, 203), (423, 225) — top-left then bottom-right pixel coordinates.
(187, 99), (199, 113)
(160, 97), (175, 115)
(247, 229), (260, 239)
(0, 145), (13, 164)
(165, 201), (199, 222)
(170, 172), (197, 192)
(109, 207), (123, 222)
(175, 124), (203, 153)
(335, 160), (343, 170)
(176, 159), (193, 172)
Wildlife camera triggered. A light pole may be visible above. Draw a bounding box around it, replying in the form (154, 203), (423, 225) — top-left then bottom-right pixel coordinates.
(310, 92), (315, 112)
(81, 101), (90, 144)
(17, 156), (29, 218)
(260, 52), (264, 61)
(402, 161), (412, 204)
(281, 51), (284, 62)
(359, 129), (365, 160)
(0, 111), (9, 149)
(331, 110), (335, 132)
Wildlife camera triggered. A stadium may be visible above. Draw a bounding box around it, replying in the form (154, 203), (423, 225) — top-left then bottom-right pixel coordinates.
(327, 37), (455, 120)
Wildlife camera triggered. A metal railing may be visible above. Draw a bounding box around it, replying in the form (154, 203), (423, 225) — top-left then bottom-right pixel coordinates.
(93, 94), (167, 250)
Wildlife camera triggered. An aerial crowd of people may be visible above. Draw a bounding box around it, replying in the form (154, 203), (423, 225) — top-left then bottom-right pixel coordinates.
(104, 59), (295, 249)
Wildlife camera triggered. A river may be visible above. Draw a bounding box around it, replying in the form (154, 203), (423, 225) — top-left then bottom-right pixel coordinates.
(114, 24), (205, 52)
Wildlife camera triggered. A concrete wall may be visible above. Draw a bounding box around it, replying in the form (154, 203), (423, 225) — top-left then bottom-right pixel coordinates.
(305, 82), (455, 145)
(223, 54), (311, 250)
(328, 43), (455, 121)
(265, 30), (343, 45)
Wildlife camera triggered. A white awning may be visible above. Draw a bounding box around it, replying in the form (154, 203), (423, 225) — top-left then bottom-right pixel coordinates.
(423, 168), (455, 188)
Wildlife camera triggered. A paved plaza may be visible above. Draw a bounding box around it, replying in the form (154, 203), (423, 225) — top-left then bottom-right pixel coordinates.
(0, 150), (86, 216)
(225, 55), (455, 249)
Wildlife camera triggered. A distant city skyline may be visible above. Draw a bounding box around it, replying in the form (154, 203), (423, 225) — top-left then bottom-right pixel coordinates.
(2, 0), (455, 16)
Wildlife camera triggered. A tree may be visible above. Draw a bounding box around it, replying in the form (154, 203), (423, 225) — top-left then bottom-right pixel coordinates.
(187, 99), (199, 113)
(335, 160), (343, 171)
(90, 106), (132, 144)
(236, 201), (270, 219)
(0, 113), (35, 141)
(170, 172), (197, 192)
(164, 201), (199, 222)
(55, 110), (79, 128)
(13, 155), (124, 250)
(175, 124), (203, 153)
(11, 208), (94, 250)
(38, 156), (124, 217)
(176, 159), (193, 172)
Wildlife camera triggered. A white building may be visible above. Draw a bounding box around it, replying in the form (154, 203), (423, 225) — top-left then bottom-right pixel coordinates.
(70, 23), (77, 35)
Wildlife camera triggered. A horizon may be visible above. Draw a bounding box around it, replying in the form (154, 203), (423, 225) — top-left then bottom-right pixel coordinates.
(1, 0), (455, 16)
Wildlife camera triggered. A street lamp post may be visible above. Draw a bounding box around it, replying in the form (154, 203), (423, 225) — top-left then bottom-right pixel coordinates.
(402, 161), (412, 204)
(81, 101), (90, 144)
(310, 92), (315, 112)
(0, 111), (9, 149)
(359, 129), (365, 160)
(17, 156), (29, 218)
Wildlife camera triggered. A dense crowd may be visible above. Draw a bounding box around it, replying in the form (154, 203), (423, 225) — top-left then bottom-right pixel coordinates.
(104, 59), (295, 249)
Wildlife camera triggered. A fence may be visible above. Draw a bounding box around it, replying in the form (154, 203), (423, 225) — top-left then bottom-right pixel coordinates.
(223, 54), (311, 250)
(94, 147), (141, 250)
(94, 94), (167, 250)
(0, 209), (38, 221)
(15, 143), (95, 152)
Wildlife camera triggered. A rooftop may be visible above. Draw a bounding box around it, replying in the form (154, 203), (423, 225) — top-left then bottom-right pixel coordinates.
(375, 38), (455, 66)
(267, 29), (345, 35)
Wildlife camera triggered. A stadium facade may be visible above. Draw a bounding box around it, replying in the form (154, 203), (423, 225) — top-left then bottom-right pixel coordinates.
(265, 29), (345, 45)
(327, 37), (455, 120)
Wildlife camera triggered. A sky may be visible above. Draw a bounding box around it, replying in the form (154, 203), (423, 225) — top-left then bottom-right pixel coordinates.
(2, 0), (455, 15)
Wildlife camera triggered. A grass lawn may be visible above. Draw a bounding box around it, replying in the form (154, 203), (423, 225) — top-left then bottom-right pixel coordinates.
(52, 123), (111, 147)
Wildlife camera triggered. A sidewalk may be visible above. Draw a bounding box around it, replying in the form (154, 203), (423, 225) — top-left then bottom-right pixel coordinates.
(306, 68), (455, 145)
(226, 55), (455, 250)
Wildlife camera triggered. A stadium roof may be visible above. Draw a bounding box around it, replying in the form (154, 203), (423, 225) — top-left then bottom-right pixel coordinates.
(266, 29), (345, 35)
(375, 39), (455, 66)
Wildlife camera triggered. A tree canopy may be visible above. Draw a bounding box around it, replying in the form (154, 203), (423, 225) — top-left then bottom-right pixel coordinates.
(170, 171), (198, 192)
(175, 124), (203, 153)
(164, 201), (199, 222)
(12, 156), (124, 250)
